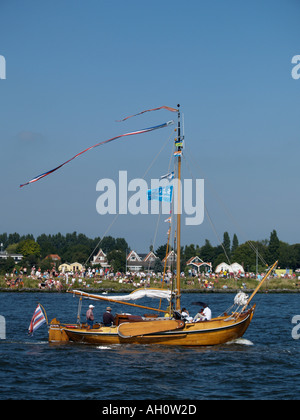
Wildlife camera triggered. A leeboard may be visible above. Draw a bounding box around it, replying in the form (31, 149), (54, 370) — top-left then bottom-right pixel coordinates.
(118, 319), (185, 338)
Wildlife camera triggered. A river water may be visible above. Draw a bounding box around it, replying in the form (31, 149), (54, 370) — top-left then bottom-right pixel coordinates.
(0, 292), (299, 401)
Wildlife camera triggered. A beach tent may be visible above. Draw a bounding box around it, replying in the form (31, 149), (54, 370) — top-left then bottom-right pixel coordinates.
(215, 262), (244, 274)
(215, 262), (233, 273)
(230, 262), (244, 274)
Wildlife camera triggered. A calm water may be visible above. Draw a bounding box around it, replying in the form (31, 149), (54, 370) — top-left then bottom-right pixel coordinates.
(0, 292), (299, 400)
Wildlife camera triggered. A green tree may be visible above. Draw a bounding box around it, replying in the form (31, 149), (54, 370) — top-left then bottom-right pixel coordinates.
(278, 241), (298, 269)
(223, 232), (231, 258)
(37, 234), (57, 258)
(0, 257), (15, 274)
(231, 243), (253, 271)
(107, 250), (126, 272)
(101, 236), (116, 253)
(232, 241), (269, 272)
(40, 257), (55, 272)
(269, 230), (280, 263)
(5, 243), (19, 254)
(155, 244), (168, 261)
(62, 244), (90, 264)
(183, 244), (196, 264)
(213, 245), (229, 267)
(17, 239), (41, 258)
(231, 234), (239, 254)
(200, 240), (215, 262)
(115, 237), (129, 253)
(8, 233), (21, 245)
(291, 244), (300, 270)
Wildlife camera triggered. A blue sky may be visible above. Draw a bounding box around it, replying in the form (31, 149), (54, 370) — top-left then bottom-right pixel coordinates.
(0, 0), (299, 253)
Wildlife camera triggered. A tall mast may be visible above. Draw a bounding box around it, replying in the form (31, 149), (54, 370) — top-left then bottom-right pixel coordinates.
(175, 104), (182, 310)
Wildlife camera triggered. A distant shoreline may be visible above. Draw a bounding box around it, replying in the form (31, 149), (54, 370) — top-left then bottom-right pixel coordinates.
(0, 287), (299, 294)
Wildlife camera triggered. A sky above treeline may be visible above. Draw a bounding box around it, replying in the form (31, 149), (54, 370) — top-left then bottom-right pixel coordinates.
(0, 0), (299, 252)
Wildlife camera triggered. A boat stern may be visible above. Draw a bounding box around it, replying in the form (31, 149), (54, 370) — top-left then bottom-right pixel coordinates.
(48, 318), (70, 343)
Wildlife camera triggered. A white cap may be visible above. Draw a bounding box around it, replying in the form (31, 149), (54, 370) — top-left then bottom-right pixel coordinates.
(89, 304), (95, 309)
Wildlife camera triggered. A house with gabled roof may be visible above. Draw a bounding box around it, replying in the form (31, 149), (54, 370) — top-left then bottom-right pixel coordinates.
(186, 256), (212, 273)
(126, 250), (158, 272)
(144, 251), (157, 265)
(162, 250), (177, 270)
(46, 254), (61, 262)
(91, 249), (110, 267)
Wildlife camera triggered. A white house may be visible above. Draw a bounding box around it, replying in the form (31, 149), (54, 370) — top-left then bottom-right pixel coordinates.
(0, 243), (23, 263)
(91, 249), (110, 268)
(127, 250), (158, 272)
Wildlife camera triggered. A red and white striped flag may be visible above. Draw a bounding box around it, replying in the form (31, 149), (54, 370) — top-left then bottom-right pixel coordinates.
(28, 304), (47, 335)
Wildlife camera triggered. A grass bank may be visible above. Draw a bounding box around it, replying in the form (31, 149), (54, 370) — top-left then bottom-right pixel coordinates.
(0, 275), (299, 293)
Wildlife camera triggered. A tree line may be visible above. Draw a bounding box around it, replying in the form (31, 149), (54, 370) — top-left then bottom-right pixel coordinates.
(0, 230), (299, 274)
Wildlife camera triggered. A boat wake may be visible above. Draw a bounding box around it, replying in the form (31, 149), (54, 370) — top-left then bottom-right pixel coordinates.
(226, 338), (254, 346)
(96, 345), (115, 350)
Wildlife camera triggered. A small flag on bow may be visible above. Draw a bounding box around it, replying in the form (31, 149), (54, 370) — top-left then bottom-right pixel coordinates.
(28, 304), (47, 336)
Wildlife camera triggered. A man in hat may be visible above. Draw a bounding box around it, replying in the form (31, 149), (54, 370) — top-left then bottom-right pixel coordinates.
(103, 306), (114, 327)
(86, 304), (95, 330)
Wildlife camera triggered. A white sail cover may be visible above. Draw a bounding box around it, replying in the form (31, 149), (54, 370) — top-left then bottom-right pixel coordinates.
(234, 292), (249, 307)
(72, 288), (172, 302)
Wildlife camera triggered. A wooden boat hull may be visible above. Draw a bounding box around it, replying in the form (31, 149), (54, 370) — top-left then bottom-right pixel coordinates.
(49, 306), (255, 346)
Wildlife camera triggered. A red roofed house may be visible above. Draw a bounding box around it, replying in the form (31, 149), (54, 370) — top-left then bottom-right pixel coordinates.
(186, 256), (212, 273)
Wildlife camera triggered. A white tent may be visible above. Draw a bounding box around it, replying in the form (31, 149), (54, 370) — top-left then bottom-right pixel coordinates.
(215, 262), (232, 273)
(215, 262), (244, 274)
(230, 262), (244, 274)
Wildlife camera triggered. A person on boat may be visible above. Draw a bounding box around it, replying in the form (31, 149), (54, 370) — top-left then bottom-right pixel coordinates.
(86, 304), (95, 329)
(181, 308), (193, 322)
(103, 306), (114, 327)
(193, 304), (212, 322)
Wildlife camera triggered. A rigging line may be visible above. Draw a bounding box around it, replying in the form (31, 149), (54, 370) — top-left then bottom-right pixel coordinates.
(84, 213), (120, 266)
(203, 203), (240, 284)
(184, 147), (268, 267)
(151, 142), (176, 292)
(183, 154), (238, 283)
(149, 138), (175, 254)
(86, 132), (174, 267)
(151, 212), (162, 262)
(142, 131), (173, 179)
(184, 148), (268, 267)
(182, 154), (232, 263)
(204, 204), (233, 267)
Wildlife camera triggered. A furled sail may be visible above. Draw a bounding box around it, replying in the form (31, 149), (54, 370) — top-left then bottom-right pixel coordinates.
(71, 288), (172, 302)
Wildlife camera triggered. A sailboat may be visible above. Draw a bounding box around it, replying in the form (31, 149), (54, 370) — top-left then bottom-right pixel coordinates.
(48, 105), (277, 346)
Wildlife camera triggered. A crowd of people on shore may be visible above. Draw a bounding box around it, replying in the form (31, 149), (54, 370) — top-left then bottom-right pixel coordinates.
(2, 263), (298, 291)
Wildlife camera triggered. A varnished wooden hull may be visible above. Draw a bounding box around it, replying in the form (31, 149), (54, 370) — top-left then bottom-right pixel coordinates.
(49, 306), (255, 346)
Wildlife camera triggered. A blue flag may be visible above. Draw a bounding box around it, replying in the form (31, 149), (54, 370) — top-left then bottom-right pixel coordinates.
(148, 186), (173, 203)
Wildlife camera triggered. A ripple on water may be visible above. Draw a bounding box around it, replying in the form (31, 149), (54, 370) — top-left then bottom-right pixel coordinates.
(1, 293), (300, 400)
